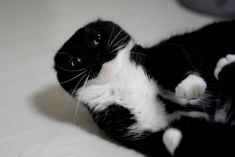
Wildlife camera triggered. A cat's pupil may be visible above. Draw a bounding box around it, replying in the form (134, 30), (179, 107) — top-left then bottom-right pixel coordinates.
(71, 57), (81, 66)
(94, 33), (101, 45)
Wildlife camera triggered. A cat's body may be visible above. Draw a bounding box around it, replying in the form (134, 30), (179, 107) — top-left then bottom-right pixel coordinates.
(54, 20), (235, 156)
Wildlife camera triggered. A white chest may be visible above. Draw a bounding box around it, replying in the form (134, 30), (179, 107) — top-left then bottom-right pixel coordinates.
(77, 41), (169, 132)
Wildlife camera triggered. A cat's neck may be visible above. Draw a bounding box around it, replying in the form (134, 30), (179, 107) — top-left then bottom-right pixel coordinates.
(88, 40), (135, 85)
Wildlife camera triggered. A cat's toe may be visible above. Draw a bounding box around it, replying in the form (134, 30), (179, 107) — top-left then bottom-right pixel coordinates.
(163, 128), (182, 155)
(214, 54), (235, 80)
(175, 74), (207, 100)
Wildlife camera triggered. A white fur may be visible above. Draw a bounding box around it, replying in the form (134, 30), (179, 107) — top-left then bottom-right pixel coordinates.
(163, 128), (182, 155)
(214, 54), (235, 80)
(76, 40), (169, 134)
(175, 74), (207, 100)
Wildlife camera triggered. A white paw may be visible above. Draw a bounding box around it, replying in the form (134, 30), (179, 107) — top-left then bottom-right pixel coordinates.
(163, 128), (182, 155)
(175, 74), (207, 100)
(214, 54), (235, 80)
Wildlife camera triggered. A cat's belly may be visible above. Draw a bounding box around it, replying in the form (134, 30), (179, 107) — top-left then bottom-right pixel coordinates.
(110, 65), (169, 132)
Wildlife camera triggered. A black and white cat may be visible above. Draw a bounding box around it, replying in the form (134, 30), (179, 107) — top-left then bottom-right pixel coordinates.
(54, 20), (235, 156)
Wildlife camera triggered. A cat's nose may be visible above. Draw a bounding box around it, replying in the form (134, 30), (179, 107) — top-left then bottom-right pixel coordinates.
(92, 54), (104, 63)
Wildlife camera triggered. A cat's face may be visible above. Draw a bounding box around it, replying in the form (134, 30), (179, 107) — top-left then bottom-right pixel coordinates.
(54, 20), (131, 94)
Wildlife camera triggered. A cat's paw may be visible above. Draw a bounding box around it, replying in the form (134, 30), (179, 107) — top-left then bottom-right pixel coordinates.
(175, 74), (207, 100)
(214, 54), (235, 80)
(163, 128), (182, 155)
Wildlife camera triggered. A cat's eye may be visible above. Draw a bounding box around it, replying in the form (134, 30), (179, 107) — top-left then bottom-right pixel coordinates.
(94, 33), (101, 46)
(71, 57), (81, 66)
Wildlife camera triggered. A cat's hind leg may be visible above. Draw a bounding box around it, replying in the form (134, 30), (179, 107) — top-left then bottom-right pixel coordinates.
(163, 128), (182, 155)
(164, 117), (235, 157)
(214, 54), (235, 80)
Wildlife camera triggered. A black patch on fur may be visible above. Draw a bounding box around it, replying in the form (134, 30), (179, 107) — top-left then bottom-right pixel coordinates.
(89, 104), (138, 142)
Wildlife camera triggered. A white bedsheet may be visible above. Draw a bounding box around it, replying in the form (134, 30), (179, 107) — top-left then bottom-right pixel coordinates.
(0, 0), (214, 156)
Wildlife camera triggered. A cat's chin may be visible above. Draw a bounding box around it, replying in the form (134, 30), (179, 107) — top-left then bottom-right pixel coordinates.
(89, 40), (135, 85)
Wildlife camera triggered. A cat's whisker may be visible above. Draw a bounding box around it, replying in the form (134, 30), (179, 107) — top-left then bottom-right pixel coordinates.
(74, 102), (80, 125)
(107, 23), (115, 49)
(75, 72), (91, 123)
(110, 45), (124, 53)
(71, 71), (88, 97)
(70, 71), (88, 125)
(82, 71), (91, 90)
(55, 62), (86, 72)
(109, 30), (123, 49)
(111, 35), (129, 49)
(71, 72), (90, 125)
(60, 70), (88, 84)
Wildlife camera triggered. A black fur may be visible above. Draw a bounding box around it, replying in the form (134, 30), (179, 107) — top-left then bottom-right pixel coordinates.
(54, 19), (235, 156)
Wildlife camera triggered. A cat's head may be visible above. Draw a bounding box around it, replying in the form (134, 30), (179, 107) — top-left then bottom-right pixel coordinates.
(54, 20), (132, 94)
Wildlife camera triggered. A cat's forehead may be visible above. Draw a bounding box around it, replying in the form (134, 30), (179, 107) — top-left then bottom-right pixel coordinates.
(56, 20), (131, 57)
(79, 20), (126, 38)
(86, 20), (118, 32)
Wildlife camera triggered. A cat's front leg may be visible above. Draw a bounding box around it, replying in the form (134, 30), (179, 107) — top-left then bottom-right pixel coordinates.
(146, 44), (207, 101)
(175, 74), (207, 100)
(163, 117), (235, 157)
